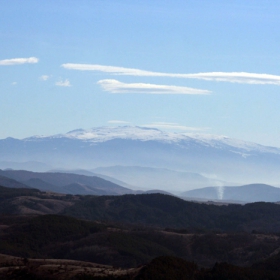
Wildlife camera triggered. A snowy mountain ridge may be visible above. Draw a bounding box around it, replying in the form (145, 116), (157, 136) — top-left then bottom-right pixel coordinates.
(2, 126), (280, 186)
(25, 126), (280, 155)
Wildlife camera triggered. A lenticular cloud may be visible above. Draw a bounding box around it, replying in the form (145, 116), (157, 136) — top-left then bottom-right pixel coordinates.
(62, 63), (280, 85)
(0, 57), (39, 65)
(98, 79), (210, 95)
(184, 72), (280, 85)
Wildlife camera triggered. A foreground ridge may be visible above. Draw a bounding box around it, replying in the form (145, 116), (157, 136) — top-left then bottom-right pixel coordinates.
(1, 254), (280, 280)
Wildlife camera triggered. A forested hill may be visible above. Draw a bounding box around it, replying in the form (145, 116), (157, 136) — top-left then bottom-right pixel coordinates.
(62, 193), (280, 232)
(2, 186), (280, 273)
(1, 185), (280, 232)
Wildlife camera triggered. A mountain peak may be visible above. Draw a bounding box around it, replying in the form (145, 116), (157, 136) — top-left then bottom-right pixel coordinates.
(22, 126), (280, 155)
(2, 126), (280, 186)
(63, 126), (177, 142)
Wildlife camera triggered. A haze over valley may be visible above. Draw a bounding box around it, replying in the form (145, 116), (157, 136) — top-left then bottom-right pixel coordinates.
(1, 126), (280, 200)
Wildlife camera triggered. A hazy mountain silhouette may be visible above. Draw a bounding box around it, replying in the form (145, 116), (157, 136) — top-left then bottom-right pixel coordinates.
(1, 126), (280, 190)
(0, 169), (133, 195)
(183, 184), (280, 202)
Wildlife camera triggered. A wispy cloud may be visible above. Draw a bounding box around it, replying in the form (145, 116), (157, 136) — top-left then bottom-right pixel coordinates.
(108, 120), (131, 124)
(143, 122), (208, 131)
(62, 63), (163, 76)
(98, 79), (210, 95)
(62, 63), (280, 85)
(0, 57), (39, 66)
(11, 82), (17, 86)
(55, 79), (71, 87)
(183, 72), (280, 85)
(39, 75), (50, 81)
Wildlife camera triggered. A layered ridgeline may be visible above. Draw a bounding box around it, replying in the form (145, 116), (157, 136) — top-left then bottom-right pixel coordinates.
(1, 126), (280, 191)
(2, 185), (280, 276)
(183, 184), (280, 203)
(0, 169), (133, 196)
(2, 186), (280, 233)
(1, 169), (280, 202)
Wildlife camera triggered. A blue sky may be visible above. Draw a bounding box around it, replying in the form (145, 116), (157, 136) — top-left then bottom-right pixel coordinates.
(1, 0), (280, 147)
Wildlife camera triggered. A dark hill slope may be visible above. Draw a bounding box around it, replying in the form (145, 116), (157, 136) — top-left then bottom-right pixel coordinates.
(2, 187), (280, 268)
(2, 214), (280, 269)
(62, 193), (280, 232)
(0, 169), (133, 195)
(19, 178), (59, 192)
(2, 185), (280, 233)
(0, 215), (105, 257)
(0, 175), (30, 189)
(252, 251), (280, 272)
(0, 185), (75, 215)
(135, 256), (280, 280)
(0, 185), (39, 200)
(1, 255), (280, 280)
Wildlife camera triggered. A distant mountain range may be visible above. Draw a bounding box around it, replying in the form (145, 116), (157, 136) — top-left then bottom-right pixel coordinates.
(0, 169), (176, 197)
(1, 126), (280, 191)
(1, 169), (279, 203)
(0, 175), (29, 189)
(183, 184), (280, 203)
(0, 160), (52, 172)
(92, 165), (220, 192)
(0, 169), (133, 196)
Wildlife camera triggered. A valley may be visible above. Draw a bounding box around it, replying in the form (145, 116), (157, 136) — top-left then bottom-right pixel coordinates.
(1, 184), (280, 278)
(1, 126), (280, 190)
(1, 127), (280, 278)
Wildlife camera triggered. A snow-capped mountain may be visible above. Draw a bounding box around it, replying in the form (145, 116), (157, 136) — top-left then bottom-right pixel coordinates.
(1, 126), (280, 191)
(27, 126), (280, 155)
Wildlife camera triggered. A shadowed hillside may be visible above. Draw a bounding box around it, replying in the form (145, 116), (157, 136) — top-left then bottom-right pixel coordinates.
(1, 254), (280, 280)
(62, 193), (280, 232)
(2, 213), (280, 269)
(2, 186), (280, 269)
(0, 169), (133, 195)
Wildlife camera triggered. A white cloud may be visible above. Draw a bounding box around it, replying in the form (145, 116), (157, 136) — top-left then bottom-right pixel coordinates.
(62, 63), (280, 85)
(183, 72), (280, 85)
(39, 75), (50, 81)
(11, 82), (17, 86)
(55, 79), (72, 87)
(0, 57), (39, 65)
(143, 122), (208, 131)
(98, 79), (210, 95)
(108, 120), (130, 124)
(62, 63), (163, 76)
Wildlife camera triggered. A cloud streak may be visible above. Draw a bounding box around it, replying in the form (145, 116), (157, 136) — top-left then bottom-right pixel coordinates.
(39, 75), (50, 81)
(62, 63), (164, 76)
(0, 57), (39, 65)
(143, 122), (208, 131)
(55, 79), (71, 87)
(108, 120), (131, 124)
(184, 72), (280, 85)
(62, 63), (280, 85)
(98, 79), (210, 95)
